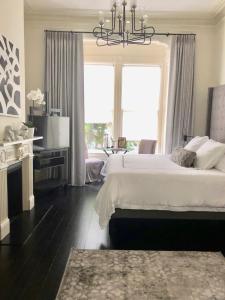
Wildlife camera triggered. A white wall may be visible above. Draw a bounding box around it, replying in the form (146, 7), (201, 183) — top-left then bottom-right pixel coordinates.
(25, 15), (216, 136)
(0, 0), (25, 139)
(215, 17), (225, 85)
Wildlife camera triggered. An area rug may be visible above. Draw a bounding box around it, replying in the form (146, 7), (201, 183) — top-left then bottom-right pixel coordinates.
(56, 250), (225, 300)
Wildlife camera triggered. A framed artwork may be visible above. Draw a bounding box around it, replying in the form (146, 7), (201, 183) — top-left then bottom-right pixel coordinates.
(0, 34), (21, 117)
(118, 137), (127, 148)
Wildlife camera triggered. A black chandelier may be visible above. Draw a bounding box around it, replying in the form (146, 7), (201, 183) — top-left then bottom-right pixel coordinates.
(93, 0), (156, 47)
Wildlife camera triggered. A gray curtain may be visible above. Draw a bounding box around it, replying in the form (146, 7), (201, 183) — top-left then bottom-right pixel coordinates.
(45, 31), (85, 186)
(165, 35), (195, 153)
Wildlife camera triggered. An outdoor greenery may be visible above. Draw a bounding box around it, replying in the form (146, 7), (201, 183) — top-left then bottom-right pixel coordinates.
(85, 123), (112, 149)
(23, 121), (34, 128)
(126, 140), (138, 151)
(85, 123), (138, 151)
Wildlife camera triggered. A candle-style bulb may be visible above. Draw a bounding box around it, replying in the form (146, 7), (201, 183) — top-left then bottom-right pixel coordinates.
(98, 11), (105, 26)
(143, 14), (148, 24)
(131, 0), (137, 8)
(117, 5), (123, 17)
(111, 0), (117, 8)
(116, 0), (122, 6)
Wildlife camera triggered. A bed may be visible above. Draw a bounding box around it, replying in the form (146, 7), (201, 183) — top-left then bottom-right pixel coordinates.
(95, 84), (225, 234)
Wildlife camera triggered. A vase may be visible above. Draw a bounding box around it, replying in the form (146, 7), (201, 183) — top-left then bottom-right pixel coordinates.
(28, 127), (35, 139)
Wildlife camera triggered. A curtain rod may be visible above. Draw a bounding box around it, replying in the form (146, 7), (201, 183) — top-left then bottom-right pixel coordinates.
(44, 30), (196, 37)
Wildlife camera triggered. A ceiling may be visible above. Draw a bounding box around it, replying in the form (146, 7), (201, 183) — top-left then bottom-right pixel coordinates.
(24, 0), (225, 18)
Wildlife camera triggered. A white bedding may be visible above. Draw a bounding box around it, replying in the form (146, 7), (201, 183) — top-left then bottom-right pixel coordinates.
(95, 154), (225, 228)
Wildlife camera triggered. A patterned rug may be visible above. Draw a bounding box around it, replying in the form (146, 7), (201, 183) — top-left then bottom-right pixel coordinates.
(57, 250), (225, 300)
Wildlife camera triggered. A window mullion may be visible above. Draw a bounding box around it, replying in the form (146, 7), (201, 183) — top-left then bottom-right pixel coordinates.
(113, 63), (122, 142)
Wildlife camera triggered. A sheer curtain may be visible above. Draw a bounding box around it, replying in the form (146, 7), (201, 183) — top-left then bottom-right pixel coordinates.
(45, 31), (85, 186)
(165, 35), (196, 153)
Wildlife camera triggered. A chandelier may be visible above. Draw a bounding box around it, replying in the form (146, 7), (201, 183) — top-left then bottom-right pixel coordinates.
(93, 0), (156, 47)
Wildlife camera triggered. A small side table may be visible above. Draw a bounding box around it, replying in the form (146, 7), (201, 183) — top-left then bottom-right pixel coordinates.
(103, 147), (128, 157)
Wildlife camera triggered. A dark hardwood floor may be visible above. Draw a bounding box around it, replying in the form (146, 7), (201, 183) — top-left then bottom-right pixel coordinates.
(0, 184), (225, 300)
(0, 184), (108, 300)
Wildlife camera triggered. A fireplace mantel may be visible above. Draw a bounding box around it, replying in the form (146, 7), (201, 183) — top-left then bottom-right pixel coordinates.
(0, 136), (43, 147)
(0, 136), (43, 240)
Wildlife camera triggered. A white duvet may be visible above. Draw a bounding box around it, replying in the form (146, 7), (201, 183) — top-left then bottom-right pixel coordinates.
(95, 154), (225, 228)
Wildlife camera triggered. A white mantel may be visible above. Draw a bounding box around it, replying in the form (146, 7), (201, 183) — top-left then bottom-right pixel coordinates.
(0, 136), (43, 240)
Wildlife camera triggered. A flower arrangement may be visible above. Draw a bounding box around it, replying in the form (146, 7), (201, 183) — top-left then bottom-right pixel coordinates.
(27, 89), (46, 106)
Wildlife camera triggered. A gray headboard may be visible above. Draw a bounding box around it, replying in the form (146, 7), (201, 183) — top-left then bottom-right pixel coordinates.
(207, 85), (225, 143)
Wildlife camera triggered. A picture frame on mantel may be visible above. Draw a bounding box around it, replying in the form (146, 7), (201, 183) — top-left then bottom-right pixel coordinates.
(0, 34), (21, 117)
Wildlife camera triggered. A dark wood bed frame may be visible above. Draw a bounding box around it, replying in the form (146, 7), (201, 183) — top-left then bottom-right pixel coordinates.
(109, 85), (225, 250)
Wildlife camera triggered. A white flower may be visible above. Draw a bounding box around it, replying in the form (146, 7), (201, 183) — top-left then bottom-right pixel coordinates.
(27, 88), (45, 105)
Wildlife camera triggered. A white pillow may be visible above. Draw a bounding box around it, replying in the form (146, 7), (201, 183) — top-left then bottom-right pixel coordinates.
(184, 136), (209, 152)
(215, 155), (225, 172)
(195, 139), (225, 170)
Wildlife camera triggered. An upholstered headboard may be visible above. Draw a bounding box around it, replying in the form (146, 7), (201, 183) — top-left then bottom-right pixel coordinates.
(207, 85), (225, 143)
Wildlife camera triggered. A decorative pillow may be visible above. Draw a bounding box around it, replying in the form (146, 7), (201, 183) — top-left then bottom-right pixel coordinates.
(215, 155), (225, 172)
(171, 148), (196, 167)
(195, 139), (225, 169)
(184, 136), (209, 152)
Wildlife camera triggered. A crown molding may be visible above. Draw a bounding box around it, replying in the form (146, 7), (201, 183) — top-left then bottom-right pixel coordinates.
(24, 0), (225, 26)
(25, 9), (217, 26)
(215, 1), (225, 23)
(214, 0), (225, 15)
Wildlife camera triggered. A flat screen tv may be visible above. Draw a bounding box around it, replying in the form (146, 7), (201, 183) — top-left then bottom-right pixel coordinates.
(32, 116), (70, 149)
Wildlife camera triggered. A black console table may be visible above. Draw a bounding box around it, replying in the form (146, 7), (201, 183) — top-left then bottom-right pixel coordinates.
(33, 147), (69, 194)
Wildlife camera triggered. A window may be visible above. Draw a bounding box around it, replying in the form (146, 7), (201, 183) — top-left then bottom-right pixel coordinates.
(84, 65), (115, 150)
(84, 63), (163, 152)
(121, 65), (161, 148)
